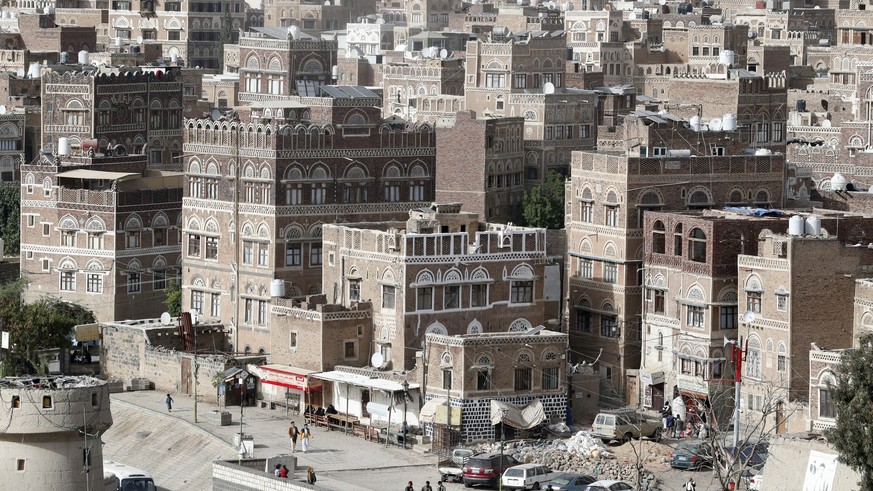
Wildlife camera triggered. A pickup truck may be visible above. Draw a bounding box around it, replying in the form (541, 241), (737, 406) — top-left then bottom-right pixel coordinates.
(590, 409), (663, 444)
(438, 448), (473, 483)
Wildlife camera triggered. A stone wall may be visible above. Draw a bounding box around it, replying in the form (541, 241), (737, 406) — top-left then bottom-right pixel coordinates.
(213, 460), (316, 491)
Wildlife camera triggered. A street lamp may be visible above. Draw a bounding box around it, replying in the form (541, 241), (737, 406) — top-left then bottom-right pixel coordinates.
(401, 379), (409, 449)
(498, 407), (508, 491)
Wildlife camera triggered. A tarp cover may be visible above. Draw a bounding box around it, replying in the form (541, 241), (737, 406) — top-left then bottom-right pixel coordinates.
(419, 397), (447, 424)
(490, 399), (545, 429)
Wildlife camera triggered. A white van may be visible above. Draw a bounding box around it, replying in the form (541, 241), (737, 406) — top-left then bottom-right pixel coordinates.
(501, 463), (560, 490)
(103, 460), (156, 491)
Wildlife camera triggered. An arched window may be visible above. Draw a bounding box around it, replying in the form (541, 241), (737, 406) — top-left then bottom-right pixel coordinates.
(688, 228), (707, 262)
(674, 224), (683, 255)
(746, 337), (762, 379)
(653, 220), (666, 253)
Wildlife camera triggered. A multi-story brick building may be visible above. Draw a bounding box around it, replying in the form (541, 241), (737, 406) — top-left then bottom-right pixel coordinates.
(53, 0), (245, 69)
(808, 276), (873, 432)
(463, 31), (597, 183)
(235, 27), (336, 103)
(566, 114), (786, 403)
(263, 0), (377, 32)
(640, 209), (781, 426)
(434, 112), (525, 223)
(181, 86), (436, 354)
(736, 213), (873, 433)
(382, 57), (465, 120)
(422, 329), (568, 443)
(19, 64), (186, 322)
(320, 203), (563, 371)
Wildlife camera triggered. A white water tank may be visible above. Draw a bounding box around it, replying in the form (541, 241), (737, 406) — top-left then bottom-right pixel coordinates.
(805, 215), (822, 236)
(27, 62), (41, 78)
(722, 113), (737, 131)
(666, 149), (692, 157)
(170, 53), (179, 63)
(1, 11), (9, 19)
(59, 52), (69, 64)
(690, 115), (701, 131)
(270, 279), (286, 298)
(78, 50), (89, 65)
(331, 65), (339, 78)
(755, 148), (773, 156)
(788, 215), (805, 236)
(831, 172), (848, 191)
(719, 50), (735, 66)
(57, 137), (70, 156)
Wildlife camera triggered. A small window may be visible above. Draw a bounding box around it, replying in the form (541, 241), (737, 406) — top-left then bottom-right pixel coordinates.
(442, 369), (452, 390)
(289, 332), (298, 348)
(91, 393), (98, 407)
(42, 395), (53, 409)
(16, 459), (24, 471)
(344, 341), (356, 359)
(42, 223), (51, 236)
(776, 293), (788, 311)
(12, 395), (20, 408)
(477, 370), (491, 390)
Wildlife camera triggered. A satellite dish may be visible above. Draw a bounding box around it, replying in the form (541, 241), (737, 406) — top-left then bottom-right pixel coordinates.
(543, 82), (555, 94)
(371, 352), (385, 367)
(628, 12), (637, 20)
(211, 109), (222, 121)
(160, 312), (172, 325)
(821, 119), (832, 128)
(376, 17), (386, 24)
(743, 311), (757, 324)
(440, 48), (448, 59)
(136, 35), (144, 44)
(709, 118), (722, 131)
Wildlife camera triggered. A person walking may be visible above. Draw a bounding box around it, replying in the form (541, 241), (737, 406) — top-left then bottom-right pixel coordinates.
(420, 480), (433, 491)
(165, 394), (174, 412)
(288, 422), (299, 452)
(301, 423), (312, 452)
(273, 464), (281, 477)
(437, 481), (446, 491)
(665, 413), (675, 438)
(307, 467), (317, 485)
(685, 477), (697, 491)
(405, 481), (415, 491)
(279, 465), (289, 478)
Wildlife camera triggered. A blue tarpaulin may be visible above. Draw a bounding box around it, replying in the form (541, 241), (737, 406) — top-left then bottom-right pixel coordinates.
(722, 207), (783, 217)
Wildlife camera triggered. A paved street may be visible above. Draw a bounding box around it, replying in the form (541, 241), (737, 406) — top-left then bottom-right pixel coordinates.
(102, 391), (728, 490)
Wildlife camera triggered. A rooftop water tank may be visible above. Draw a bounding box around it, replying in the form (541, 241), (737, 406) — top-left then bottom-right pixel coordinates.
(722, 113), (737, 131)
(719, 50), (735, 67)
(755, 148), (772, 156)
(788, 215), (805, 236)
(270, 279), (286, 298)
(27, 62), (41, 79)
(666, 149), (692, 157)
(805, 215), (821, 236)
(170, 53), (179, 63)
(831, 172), (848, 191)
(78, 50), (89, 65)
(59, 52), (68, 64)
(690, 115), (701, 131)
(57, 137), (70, 156)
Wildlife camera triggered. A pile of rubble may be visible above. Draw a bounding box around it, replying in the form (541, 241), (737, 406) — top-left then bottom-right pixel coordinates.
(473, 431), (663, 489)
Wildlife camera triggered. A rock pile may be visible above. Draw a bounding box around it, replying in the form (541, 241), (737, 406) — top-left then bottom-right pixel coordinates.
(473, 431), (661, 489)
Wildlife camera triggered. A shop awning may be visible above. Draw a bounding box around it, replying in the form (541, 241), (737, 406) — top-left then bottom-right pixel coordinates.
(256, 364), (322, 392)
(490, 399), (545, 430)
(312, 370), (420, 392)
(419, 397), (447, 424)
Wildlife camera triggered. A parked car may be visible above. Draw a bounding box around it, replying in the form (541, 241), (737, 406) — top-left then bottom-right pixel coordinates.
(501, 463), (560, 490)
(583, 480), (636, 491)
(716, 443), (769, 475)
(670, 440), (713, 470)
(590, 409), (662, 444)
(439, 448), (474, 483)
(543, 473), (597, 491)
(462, 452), (519, 488)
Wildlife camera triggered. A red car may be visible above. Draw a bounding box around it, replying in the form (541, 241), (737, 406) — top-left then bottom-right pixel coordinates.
(462, 452), (519, 488)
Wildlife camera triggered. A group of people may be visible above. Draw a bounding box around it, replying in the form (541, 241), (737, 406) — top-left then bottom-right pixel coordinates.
(405, 480), (445, 491)
(272, 464), (290, 478)
(661, 402), (709, 440)
(272, 464), (317, 485)
(304, 404), (339, 417)
(288, 422), (313, 453)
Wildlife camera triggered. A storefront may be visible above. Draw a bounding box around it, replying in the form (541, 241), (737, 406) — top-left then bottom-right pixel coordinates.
(253, 364), (322, 414)
(640, 370), (665, 409)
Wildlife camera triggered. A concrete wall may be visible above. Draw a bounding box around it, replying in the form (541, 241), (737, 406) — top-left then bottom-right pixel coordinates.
(213, 460), (316, 491)
(761, 437), (861, 491)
